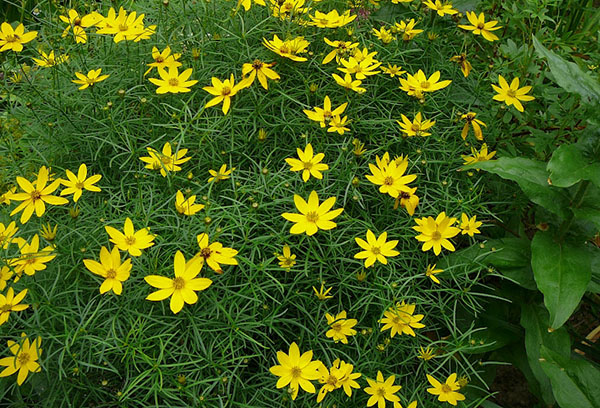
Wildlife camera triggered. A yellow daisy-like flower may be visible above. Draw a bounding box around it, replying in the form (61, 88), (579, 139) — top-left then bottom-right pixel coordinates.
(281, 191), (344, 236)
(354, 230), (399, 268)
(325, 311), (357, 344)
(393, 19), (423, 41)
(0, 287), (29, 326)
(450, 53), (472, 77)
(338, 56), (381, 80)
(460, 213), (482, 236)
(0, 333), (42, 386)
(263, 35), (309, 62)
(60, 163), (102, 202)
(399, 69), (452, 97)
(418, 346), (436, 360)
(139, 142), (192, 177)
(175, 190), (204, 215)
(202, 74), (249, 115)
(397, 112), (435, 137)
(381, 64), (406, 78)
(426, 373), (466, 406)
(10, 166), (69, 224)
(328, 115), (350, 134)
(96, 7), (152, 43)
(462, 143), (496, 166)
(145, 46), (181, 76)
(0, 187), (16, 205)
(308, 10), (356, 28)
(394, 186), (420, 216)
(423, 0), (458, 16)
(277, 244), (296, 270)
(72, 69), (109, 90)
(313, 282), (333, 300)
(14, 234), (56, 279)
(303, 96), (348, 128)
(148, 66), (198, 94)
(285, 143), (329, 182)
(0, 22), (37, 52)
(32, 50), (69, 68)
(364, 371), (402, 408)
(413, 212), (460, 255)
(269, 342), (321, 400)
(366, 157), (417, 199)
(460, 112), (486, 140)
(372, 26), (395, 44)
(322, 37), (358, 65)
(241, 59), (280, 90)
(491, 75), (535, 112)
(208, 164), (235, 183)
(59, 9), (102, 43)
(332, 73), (366, 94)
(380, 301), (425, 337)
(425, 263), (443, 284)
(104, 217), (156, 257)
(0, 221), (19, 249)
(194, 233), (239, 274)
(0, 267), (13, 291)
(83, 246), (132, 295)
(237, 0), (266, 11)
(458, 11), (502, 41)
(145, 251), (212, 314)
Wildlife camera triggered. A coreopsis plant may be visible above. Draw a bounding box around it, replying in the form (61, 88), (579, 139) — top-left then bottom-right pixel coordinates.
(381, 64), (406, 77)
(145, 46), (182, 76)
(96, 7), (155, 43)
(425, 264), (443, 284)
(60, 164), (102, 202)
(269, 342), (322, 400)
(285, 143), (329, 182)
(308, 10), (356, 28)
(316, 359), (361, 402)
(458, 12), (502, 41)
(145, 251), (212, 314)
(397, 112), (435, 137)
(364, 371), (402, 408)
(104, 217), (156, 257)
(450, 53), (472, 77)
(0, 23), (37, 52)
(394, 187), (420, 215)
(322, 38), (358, 64)
(174, 190), (204, 216)
(83, 246), (132, 295)
(237, 0), (266, 11)
(413, 212), (460, 255)
(354, 230), (399, 267)
(263, 35), (309, 61)
(203, 75), (248, 114)
(0, 221), (19, 249)
(149, 67), (198, 94)
(208, 164), (235, 182)
(313, 283), (333, 300)
(461, 143), (496, 165)
(332, 73), (366, 93)
(460, 112), (486, 140)
(372, 27), (395, 44)
(0, 334), (42, 385)
(492, 75), (535, 112)
(281, 191), (343, 236)
(0, 288), (29, 326)
(379, 301), (425, 337)
(426, 373), (466, 406)
(72, 69), (109, 90)
(0, 267), (13, 291)
(59, 9), (103, 43)
(399, 70), (452, 97)
(195, 233), (238, 274)
(325, 311), (358, 343)
(139, 142), (191, 177)
(241, 59), (280, 90)
(32, 50), (69, 68)
(14, 234), (55, 279)
(393, 19), (423, 41)
(277, 244), (296, 270)
(423, 0), (458, 16)
(366, 155), (417, 199)
(459, 214), (482, 236)
(303, 96), (348, 128)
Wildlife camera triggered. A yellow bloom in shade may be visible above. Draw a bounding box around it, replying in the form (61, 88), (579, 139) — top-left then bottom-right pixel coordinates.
(145, 251), (212, 314)
(394, 187), (420, 216)
(460, 213), (482, 236)
(10, 166), (68, 224)
(380, 301), (425, 337)
(14, 235), (56, 278)
(303, 96), (348, 128)
(459, 11), (502, 41)
(423, 0), (458, 16)
(208, 164), (235, 182)
(332, 73), (366, 94)
(105, 217), (156, 257)
(399, 70), (452, 97)
(364, 371), (402, 408)
(60, 163), (102, 202)
(145, 46), (181, 76)
(338, 56), (381, 80)
(418, 346), (436, 360)
(83, 246), (132, 295)
(413, 212), (460, 255)
(450, 53), (472, 77)
(263, 35), (309, 62)
(32, 50), (69, 68)
(139, 142), (192, 177)
(241, 59), (280, 90)
(72, 69), (109, 90)
(59, 9), (102, 43)
(282, 191), (344, 236)
(203, 74), (249, 115)
(462, 143), (496, 166)
(381, 64), (406, 78)
(354, 230), (399, 268)
(372, 27), (395, 44)
(195, 233), (238, 274)
(425, 264), (443, 284)
(393, 19), (423, 41)
(0, 333), (42, 385)
(313, 282), (333, 300)
(0, 23), (37, 52)
(325, 311), (357, 344)
(366, 158), (417, 199)
(426, 373), (466, 406)
(0, 267), (13, 291)
(397, 112), (435, 137)
(285, 143), (329, 182)
(491, 75), (535, 112)
(0, 287), (29, 326)
(0, 221), (19, 249)
(277, 244), (296, 270)
(175, 190), (204, 215)
(460, 112), (486, 140)
(149, 67), (197, 94)
(269, 342), (322, 400)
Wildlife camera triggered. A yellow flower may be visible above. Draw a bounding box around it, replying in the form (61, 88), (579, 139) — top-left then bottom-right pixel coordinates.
(285, 143), (329, 182)
(425, 264), (443, 284)
(312, 282), (333, 300)
(418, 346), (436, 360)
(423, 0), (458, 16)
(309, 9), (356, 28)
(332, 73), (366, 93)
(399, 69), (452, 97)
(0, 23), (37, 52)
(144, 46), (182, 76)
(458, 11), (502, 41)
(104, 217), (156, 257)
(203, 74), (249, 114)
(372, 26), (395, 44)
(277, 244), (296, 270)
(325, 311), (357, 344)
(14, 234), (55, 279)
(83, 246), (132, 295)
(96, 7), (153, 43)
(0, 267), (13, 291)
(366, 157), (417, 198)
(394, 186), (420, 215)
(268, 0), (308, 19)
(461, 143), (496, 166)
(0, 221), (19, 249)
(0, 287), (29, 326)
(491, 75), (535, 112)
(139, 142), (192, 177)
(303, 95), (348, 128)
(338, 56), (381, 80)
(0, 333), (42, 385)
(39, 223), (58, 241)
(0, 187), (16, 205)
(380, 301), (425, 337)
(413, 212), (460, 255)
(32, 50), (69, 68)
(460, 112), (486, 140)
(60, 163), (102, 202)
(426, 373), (466, 406)
(460, 213), (482, 236)
(381, 64), (406, 78)
(175, 190), (204, 215)
(144, 251), (212, 314)
(354, 230), (399, 268)
(59, 9), (102, 43)
(149, 66), (197, 94)
(208, 164), (235, 182)
(237, 0), (266, 11)
(72, 69), (109, 90)
(241, 59), (280, 90)
(397, 112), (435, 137)
(364, 371), (402, 408)
(450, 53), (472, 77)
(10, 166), (68, 224)
(328, 115), (350, 134)
(269, 342), (321, 400)
(263, 35), (309, 62)
(393, 19), (423, 41)
(281, 191), (343, 236)
(195, 233), (238, 274)
(352, 138), (366, 156)
(322, 37), (358, 64)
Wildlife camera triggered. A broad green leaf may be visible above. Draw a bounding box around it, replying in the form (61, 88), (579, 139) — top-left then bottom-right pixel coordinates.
(532, 36), (600, 105)
(468, 158), (570, 218)
(540, 346), (600, 408)
(452, 0), (483, 12)
(520, 303), (570, 406)
(531, 232), (591, 328)
(547, 144), (600, 188)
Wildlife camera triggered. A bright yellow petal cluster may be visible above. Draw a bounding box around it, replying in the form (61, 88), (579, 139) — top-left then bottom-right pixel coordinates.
(83, 246), (132, 295)
(379, 301), (425, 337)
(354, 230), (399, 268)
(0, 23), (37, 52)
(325, 311), (358, 343)
(0, 334), (41, 385)
(195, 233), (238, 274)
(285, 143), (329, 182)
(282, 191), (343, 236)
(269, 342), (321, 400)
(491, 75), (535, 112)
(105, 217), (156, 257)
(60, 163), (102, 202)
(413, 212), (460, 255)
(458, 11), (502, 41)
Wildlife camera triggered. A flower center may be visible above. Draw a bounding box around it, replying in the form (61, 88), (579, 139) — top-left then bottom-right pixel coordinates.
(6, 34), (20, 43)
(331, 322), (342, 332)
(371, 246), (381, 255)
(400, 191), (411, 199)
(221, 86), (231, 96)
(161, 155), (172, 165)
(74, 18), (82, 26)
(441, 384), (452, 393)
(106, 268), (117, 279)
(326, 375), (338, 386)
(383, 176), (394, 186)
(377, 387), (386, 397)
(173, 277), (185, 290)
(168, 78), (179, 87)
(432, 231), (442, 241)
(200, 247), (212, 259)
(75, 181), (85, 189)
(411, 124), (420, 131)
(303, 162), (313, 170)
(25, 256), (36, 265)
(477, 23), (485, 29)
(420, 81), (431, 89)
(124, 236), (136, 246)
(506, 89), (516, 98)
(31, 190), (42, 201)
(0, 304), (11, 312)
(305, 211), (319, 223)
(18, 352), (30, 365)
(252, 60), (263, 70)
(118, 24), (129, 32)
(155, 56), (164, 63)
(290, 366), (302, 379)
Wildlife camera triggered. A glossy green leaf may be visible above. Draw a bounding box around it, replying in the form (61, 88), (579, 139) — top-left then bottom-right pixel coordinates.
(547, 144), (600, 188)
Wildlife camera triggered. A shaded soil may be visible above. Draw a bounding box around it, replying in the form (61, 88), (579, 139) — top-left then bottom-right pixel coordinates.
(491, 365), (539, 408)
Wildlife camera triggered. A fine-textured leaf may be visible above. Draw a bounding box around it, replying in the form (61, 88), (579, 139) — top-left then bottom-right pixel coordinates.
(532, 36), (600, 105)
(540, 346), (600, 408)
(547, 144), (600, 188)
(531, 231), (591, 329)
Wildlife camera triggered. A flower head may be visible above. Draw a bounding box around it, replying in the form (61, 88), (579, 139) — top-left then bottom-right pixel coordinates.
(393, 19), (423, 41)
(277, 244), (296, 270)
(450, 53), (472, 77)
(413, 212), (460, 255)
(427, 373), (466, 405)
(462, 143), (496, 166)
(397, 112), (435, 137)
(0, 287), (29, 326)
(364, 371), (402, 407)
(203, 74), (249, 114)
(139, 142), (191, 177)
(145, 46), (181, 76)
(459, 11), (502, 41)
(366, 156), (417, 199)
(308, 10), (356, 28)
(332, 73), (366, 93)
(322, 38), (358, 64)
(394, 186), (420, 216)
(0, 333), (42, 385)
(175, 190), (204, 215)
(242, 59), (280, 90)
(83, 246), (132, 295)
(460, 213), (482, 236)
(195, 233), (238, 274)
(303, 96), (347, 128)
(285, 143), (329, 182)
(313, 283), (333, 300)
(72, 69), (109, 90)
(208, 164), (235, 183)
(381, 64), (406, 78)
(423, 0), (458, 16)
(263, 35), (309, 62)
(425, 264), (443, 284)
(354, 230), (399, 268)
(282, 191), (343, 236)
(32, 50), (69, 68)
(491, 75), (535, 112)
(60, 164), (102, 202)
(104, 217), (156, 257)
(325, 311), (357, 344)
(59, 9), (102, 43)
(418, 346), (436, 360)
(149, 66), (197, 94)
(0, 221), (19, 249)
(380, 301), (425, 337)
(96, 7), (155, 43)
(14, 234), (56, 278)
(399, 69), (451, 97)
(0, 23), (37, 52)
(269, 342), (321, 400)
(460, 112), (486, 140)
(39, 223), (57, 241)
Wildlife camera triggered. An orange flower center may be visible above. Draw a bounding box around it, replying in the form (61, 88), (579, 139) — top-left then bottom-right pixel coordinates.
(305, 211), (319, 223)
(221, 86), (231, 96)
(173, 277), (185, 290)
(200, 247), (212, 259)
(106, 268), (117, 279)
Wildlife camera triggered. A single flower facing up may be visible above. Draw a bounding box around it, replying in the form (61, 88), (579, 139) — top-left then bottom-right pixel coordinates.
(203, 74), (249, 115)
(83, 246), (132, 295)
(423, 0), (458, 16)
(303, 96), (348, 128)
(399, 69), (452, 98)
(413, 212), (460, 255)
(0, 22), (37, 52)
(60, 163), (102, 202)
(354, 230), (399, 267)
(241, 59), (280, 90)
(195, 233), (238, 274)
(105, 217), (156, 257)
(380, 301), (425, 337)
(72, 69), (109, 90)
(139, 142), (191, 177)
(459, 213), (482, 236)
(149, 66), (197, 94)
(285, 143), (329, 182)
(427, 373), (466, 406)
(175, 190), (204, 216)
(316, 359), (361, 402)
(145, 46), (181, 76)
(0, 287), (29, 326)
(269, 342), (322, 400)
(208, 164), (235, 183)
(0, 333), (42, 386)
(325, 311), (358, 344)
(397, 112), (435, 137)
(366, 156), (417, 199)
(14, 234), (56, 279)
(282, 191), (343, 236)
(364, 371), (402, 408)
(491, 75), (535, 112)
(459, 11), (502, 41)
(277, 244), (296, 270)
(462, 143), (496, 166)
